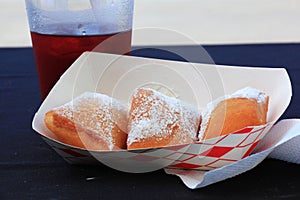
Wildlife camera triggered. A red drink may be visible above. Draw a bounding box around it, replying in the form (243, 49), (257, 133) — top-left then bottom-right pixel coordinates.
(30, 30), (132, 99)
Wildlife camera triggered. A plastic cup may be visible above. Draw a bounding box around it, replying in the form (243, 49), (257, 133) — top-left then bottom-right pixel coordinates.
(25, 0), (134, 99)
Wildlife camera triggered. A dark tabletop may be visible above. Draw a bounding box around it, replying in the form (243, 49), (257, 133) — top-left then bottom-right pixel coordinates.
(1, 44), (300, 200)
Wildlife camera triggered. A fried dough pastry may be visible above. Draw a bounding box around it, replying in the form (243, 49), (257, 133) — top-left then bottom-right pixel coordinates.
(200, 87), (269, 140)
(44, 92), (128, 150)
(127, 88), (201, 150)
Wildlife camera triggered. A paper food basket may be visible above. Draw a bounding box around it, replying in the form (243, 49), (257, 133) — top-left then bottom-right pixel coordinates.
(32, 52), (299, 188)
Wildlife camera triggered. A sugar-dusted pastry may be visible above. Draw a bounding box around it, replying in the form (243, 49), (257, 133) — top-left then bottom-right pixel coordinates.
(44, 92), (128, 150)
(127, 88), (201, 150)
(199, 87), (269, 140)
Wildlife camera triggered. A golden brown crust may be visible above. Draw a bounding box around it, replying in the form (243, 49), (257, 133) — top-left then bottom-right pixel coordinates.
(44, 93), (128, 150)
(45, 110), (86, 148)
(203, 97), (269, 140)
(127, 88), (201, 150)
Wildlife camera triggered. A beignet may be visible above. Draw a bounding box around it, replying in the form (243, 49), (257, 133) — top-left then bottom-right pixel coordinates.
(44, 92), (128, 150)
(127, 88), (201, 150)
(199, 87), (269, 140)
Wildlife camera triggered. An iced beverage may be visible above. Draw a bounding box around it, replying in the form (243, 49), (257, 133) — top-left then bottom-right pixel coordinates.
(31, 30), (132, 98)
(25, 0), (134, 99)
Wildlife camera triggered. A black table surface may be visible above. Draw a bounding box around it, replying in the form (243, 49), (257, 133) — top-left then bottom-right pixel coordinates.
(1, 44), (300, 199)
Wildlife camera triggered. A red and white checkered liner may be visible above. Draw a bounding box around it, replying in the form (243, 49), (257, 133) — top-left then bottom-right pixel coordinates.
(41, 123), (273, 170)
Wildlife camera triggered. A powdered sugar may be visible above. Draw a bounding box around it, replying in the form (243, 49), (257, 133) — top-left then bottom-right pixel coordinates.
(198, 87), (268, 140)
(54, 92), (128, 150)
(230, 87), (267, 104)
(127, 88), (201, 146)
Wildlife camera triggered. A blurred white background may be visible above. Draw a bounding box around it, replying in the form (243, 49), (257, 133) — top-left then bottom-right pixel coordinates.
(1, 0), (300, 47)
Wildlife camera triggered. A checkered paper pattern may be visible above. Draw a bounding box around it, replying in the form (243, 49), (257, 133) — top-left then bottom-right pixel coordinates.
(41, 123), (273, 171)
(167, 124), (272, 170)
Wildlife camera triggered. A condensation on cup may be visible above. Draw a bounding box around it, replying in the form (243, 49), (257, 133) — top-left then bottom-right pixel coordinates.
(25, 0), (134, 99)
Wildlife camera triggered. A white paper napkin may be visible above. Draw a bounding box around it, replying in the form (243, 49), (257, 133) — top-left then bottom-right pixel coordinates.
(164, 119), (300, 189)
